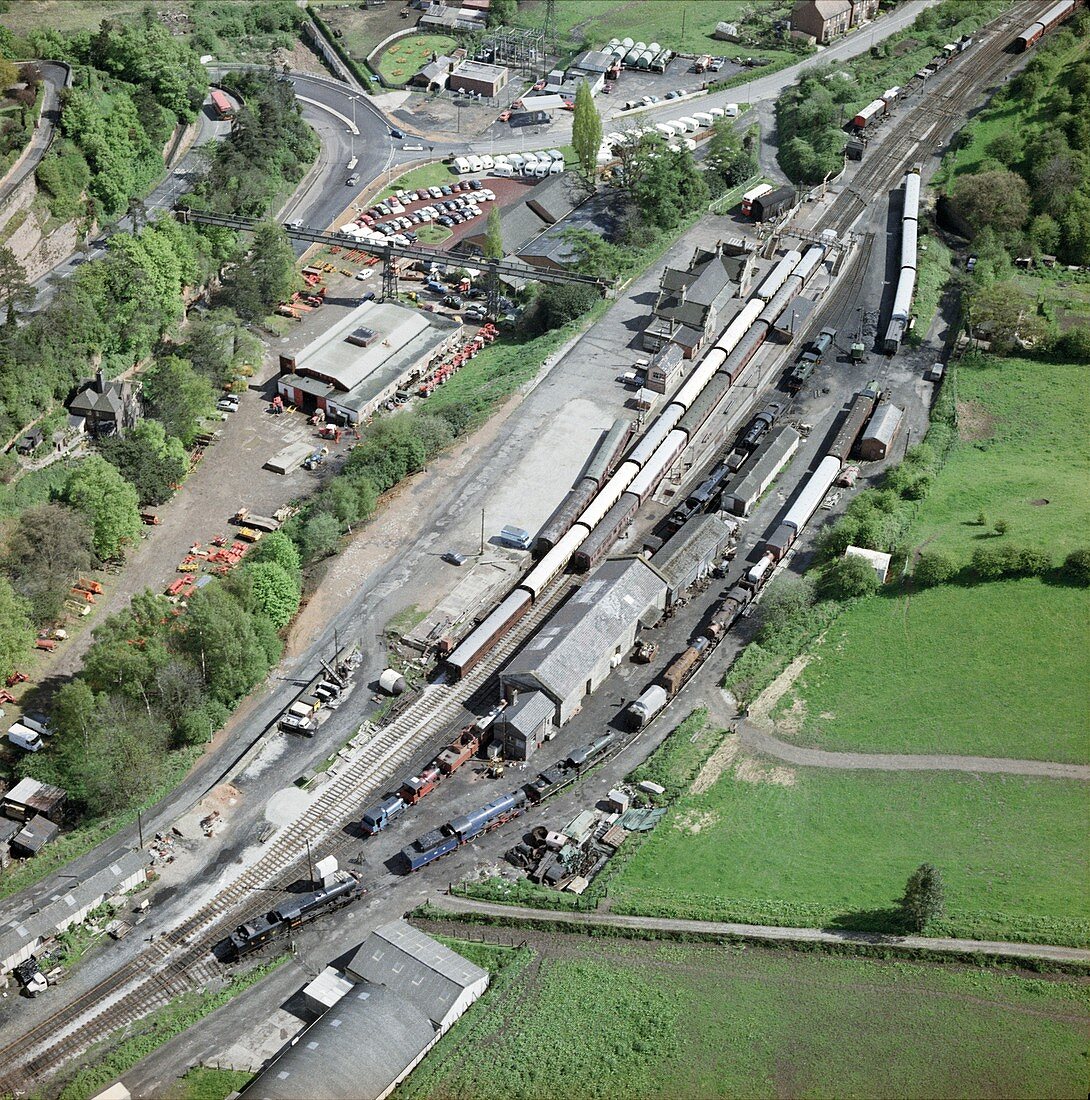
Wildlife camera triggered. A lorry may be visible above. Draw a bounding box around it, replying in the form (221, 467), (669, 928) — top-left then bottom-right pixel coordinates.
(7, 722), (44, 752)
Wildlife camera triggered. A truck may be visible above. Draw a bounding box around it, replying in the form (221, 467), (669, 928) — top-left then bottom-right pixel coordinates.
(7, 722), (44, 752)
(626, 685), (668, 730)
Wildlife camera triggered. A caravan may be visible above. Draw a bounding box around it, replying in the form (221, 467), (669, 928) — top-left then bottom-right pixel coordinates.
(480, 154), (495, 170)
(508, 153), (526, 173)
(466, 154), (483, 173)
(453, 156), (472, 174)
(654, 122), (677, 138)
(493, 162), (514, 178)
(522, 153), (540, 175)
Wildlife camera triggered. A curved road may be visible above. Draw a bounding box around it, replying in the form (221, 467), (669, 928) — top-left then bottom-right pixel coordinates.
(431, 894), (1090, 964)
(0, 61), (70, 205)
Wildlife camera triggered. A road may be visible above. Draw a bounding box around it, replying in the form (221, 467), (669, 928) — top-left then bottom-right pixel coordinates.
(0, 62), (70, 206)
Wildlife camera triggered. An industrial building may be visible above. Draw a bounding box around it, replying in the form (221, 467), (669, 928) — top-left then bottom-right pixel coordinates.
(245, 921), (488, 1100)
(722, 426), (801, 516)
(501, 558), (667, 725)
(647, 513), (737, 606)
(643, 241), (754, 358)
(858, 403), (903, 460)
(497, 689), (555, 760)
(750, 185), (796, 222)
(448, 59), (509, 97)
(2, 777), (66, 822)
(0, 849), (146, 976)
(517, 190), (620, 273)
(276, 302), (460, 425)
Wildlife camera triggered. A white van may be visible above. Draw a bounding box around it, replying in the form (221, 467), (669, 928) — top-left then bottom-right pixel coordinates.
(453, 156), (471, 174)
(466, 155), (483, 172)
(21, 713), (53, 737)
(480, 154), (495, 170)
(8, 723), (44, 752)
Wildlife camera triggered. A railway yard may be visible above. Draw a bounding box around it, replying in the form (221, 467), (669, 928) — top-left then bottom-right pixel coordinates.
(0, 3), (1087, 1097)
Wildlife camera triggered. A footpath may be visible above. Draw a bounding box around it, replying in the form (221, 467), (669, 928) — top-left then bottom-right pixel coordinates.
(431, 894), (1090, 964)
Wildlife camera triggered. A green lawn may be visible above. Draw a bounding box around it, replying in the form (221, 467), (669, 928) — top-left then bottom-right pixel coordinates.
(400, 937), (1090, 1100)
(907, 356), (1090, 562)
(377, 162), (458, 199)
(377, 34), (457, 86)
(779, 580), (1090, 763)
(609, 764), (1090, 945)
(907, 232), (952, 344)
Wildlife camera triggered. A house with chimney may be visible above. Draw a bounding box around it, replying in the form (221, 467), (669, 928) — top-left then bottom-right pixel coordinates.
(65, 370), (140, 438)
(790, 0), (879, 44)
(643, 240), (754, 358)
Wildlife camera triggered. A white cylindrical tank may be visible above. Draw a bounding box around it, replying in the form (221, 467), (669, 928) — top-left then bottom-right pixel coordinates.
(378, 669), (407, 695)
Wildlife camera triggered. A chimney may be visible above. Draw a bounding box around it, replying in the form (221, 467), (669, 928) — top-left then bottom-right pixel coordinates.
(510, 687), (519, 706)
(94, 369), (105, 394)
(279, 354), (297, 375)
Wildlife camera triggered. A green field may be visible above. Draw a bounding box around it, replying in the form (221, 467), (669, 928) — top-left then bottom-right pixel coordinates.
(400, 936), (1090, 1100)
(779, 580), (1090, 762)
(377, 34), (457, 86)
(608, 763), (1090, 945)
(514, 0), (793, 61)
(908, 356), (1090, 561)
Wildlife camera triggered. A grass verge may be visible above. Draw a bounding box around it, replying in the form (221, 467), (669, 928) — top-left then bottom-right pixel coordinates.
(176, 1066), (254, 1100)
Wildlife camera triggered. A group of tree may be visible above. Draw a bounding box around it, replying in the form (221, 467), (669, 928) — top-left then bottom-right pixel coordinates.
(948, 18), (1090, 276)
(19, 534), (302, 818)
(776, 65), (858, 184)
(610, 131), (709, 235)
(704, 118), (759, 196)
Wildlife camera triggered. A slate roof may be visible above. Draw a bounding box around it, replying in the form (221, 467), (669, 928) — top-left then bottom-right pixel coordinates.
(650, 514), (735, 591)
(67, 381), (124, 417)
(653, 246), (743, 331)
(519, 191), (620, 270)
(503, 559), (666, 704)
(502, 690), (554, 736)
(243, 981), (436, 1100)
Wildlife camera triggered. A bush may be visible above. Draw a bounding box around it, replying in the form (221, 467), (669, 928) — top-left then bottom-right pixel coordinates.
(519, 283), (599, 337)
(1062, 548), (1090, 584)
(756, 574), (815, 641)
(819, 555), (880, 600)
(913, 550), (957, 588)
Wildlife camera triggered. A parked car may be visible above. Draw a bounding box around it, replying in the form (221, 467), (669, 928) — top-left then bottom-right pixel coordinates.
(389, 127), (404, 139)
(469, 178), (483, 190)
(355, 269), (375, 280)
(217, 394), (240, 412)
(442, 551), (467, 566)
(442, 294), (464, 308)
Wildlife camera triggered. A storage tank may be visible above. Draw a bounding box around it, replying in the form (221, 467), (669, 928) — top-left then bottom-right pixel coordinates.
(637, 51), (653, 69)
(625, 48), (641, 67)
(621, 37), (634, 49)
(648, 42), (661, 53)
(378, 669), (407, 695)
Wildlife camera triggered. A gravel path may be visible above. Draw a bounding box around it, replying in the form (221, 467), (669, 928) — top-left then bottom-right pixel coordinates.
(700, 686), (1090, 781)
(432, 895), (1090, 964)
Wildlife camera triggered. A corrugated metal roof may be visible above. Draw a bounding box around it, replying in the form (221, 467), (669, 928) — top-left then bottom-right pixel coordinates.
(502, 559), (667, 705)
(861, 403), (903, 445)
(243, 981), (435, 1100)
(346, 919), (488, 1026)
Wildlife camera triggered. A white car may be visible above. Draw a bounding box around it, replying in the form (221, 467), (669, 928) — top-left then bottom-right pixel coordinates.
(217, 394), (240, 413)
(428, 186), (443, 198)
(355, 269), (375, 280)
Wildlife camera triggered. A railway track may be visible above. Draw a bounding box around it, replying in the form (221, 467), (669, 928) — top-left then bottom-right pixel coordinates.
(0, 578), (576, 1096)
(816, 1), (1041, 238)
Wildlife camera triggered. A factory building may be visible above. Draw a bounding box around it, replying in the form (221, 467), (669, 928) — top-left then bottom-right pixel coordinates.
(646, 513), (737, 606)
(448, 59), (509, 98)
(721, 426), (801, 516)
(244, 921), (488, 1100)
(501, 558), (667, 725)
(276, 302), (460, 425)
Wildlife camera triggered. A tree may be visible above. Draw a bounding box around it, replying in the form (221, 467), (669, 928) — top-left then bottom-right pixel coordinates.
(0, 59), (19, 91)
(967, 281), (1048, 352)
(1052, 326), (1090, 362)
(487, 0), (516, 26)
(706, 118), (757, 191)
(561, 227), (627, 281)
(227, 222), (296, 319)
(0, 243), (37, 329)
(571, 79), (602, 183)
(899, 863), (945, 932)
(243, 561), (300, 629)
(483, 206), (504, 261)
(62, 455), (142, 559)
(141, 355), (214, 445)
(298, 511), (341, 562)
(0, 575), (33, 682)
(992, 518), (1010, 537)
(5, 503), (96, 624)
(249, 529), (301, 577)
(98, 420), (189, 506)
(820, 554), (880, 600)
(913, 550), (957, 588)
(82, 591), (174, 712)
(953, 169), (1031, 240)
(519, 282), (599, 336)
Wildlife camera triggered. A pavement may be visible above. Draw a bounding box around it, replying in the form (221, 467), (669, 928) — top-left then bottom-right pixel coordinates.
(427, 894), (1090, 964)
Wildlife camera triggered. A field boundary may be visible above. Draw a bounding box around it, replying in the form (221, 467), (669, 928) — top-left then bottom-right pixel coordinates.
(424, 895), (1090, 969)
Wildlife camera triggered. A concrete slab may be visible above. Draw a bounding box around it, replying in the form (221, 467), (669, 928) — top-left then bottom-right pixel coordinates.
(404, 556), (519, 651)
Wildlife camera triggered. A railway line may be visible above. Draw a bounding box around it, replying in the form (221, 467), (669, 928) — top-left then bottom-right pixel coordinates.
(0, 5), (1051, 1092)
(0, 577), (576, 1095)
